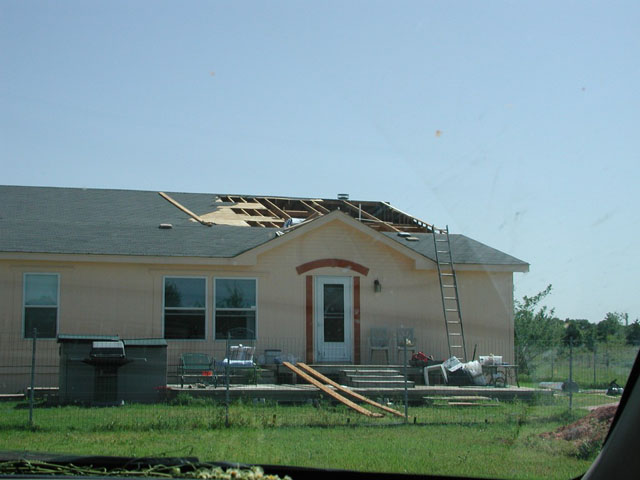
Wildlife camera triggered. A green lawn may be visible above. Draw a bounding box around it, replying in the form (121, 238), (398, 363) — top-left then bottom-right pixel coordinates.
(0, 396), (607, 480)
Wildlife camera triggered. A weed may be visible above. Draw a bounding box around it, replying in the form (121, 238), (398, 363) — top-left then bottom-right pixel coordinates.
(574, 439), (602, 460)
(169, 393), (213, 406)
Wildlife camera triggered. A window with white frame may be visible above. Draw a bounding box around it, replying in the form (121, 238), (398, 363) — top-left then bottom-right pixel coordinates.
(163, 277), (206, 339)
(215, 278), (257, 339)
(23, 273), (59, 339)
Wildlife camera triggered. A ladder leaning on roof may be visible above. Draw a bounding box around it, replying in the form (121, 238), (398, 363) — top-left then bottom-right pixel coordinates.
(433, 225), (468, 362)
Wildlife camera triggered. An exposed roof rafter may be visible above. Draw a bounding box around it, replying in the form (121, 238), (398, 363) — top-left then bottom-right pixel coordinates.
(174, 193), (444, 233)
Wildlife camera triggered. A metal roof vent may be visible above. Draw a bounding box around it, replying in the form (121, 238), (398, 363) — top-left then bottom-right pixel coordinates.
(397, 232), (410, 237)
(337, 193), (349, 200)
(158, 223), (173, 229)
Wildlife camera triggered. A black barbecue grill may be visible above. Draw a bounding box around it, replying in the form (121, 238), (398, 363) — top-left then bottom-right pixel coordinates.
(81, 341), (131, 403)
(58, 335), (167, 404)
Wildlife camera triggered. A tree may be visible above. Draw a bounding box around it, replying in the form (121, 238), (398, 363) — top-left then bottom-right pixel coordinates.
(563, 321), (583, 347)
(563, 318), (597, 350)
(596, 312), (625, 342)
(626, 320), (640, 346)
(514, 285), (564, 374)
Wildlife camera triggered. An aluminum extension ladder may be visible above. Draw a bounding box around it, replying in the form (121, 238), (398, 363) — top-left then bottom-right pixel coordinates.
(433, 226), (468, 362)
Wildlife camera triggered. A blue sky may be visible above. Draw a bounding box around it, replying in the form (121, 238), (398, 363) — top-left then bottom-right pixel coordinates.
(2, 1), (639, 322)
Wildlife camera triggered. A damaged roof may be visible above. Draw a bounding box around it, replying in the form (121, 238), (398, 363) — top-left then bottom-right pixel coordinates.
(158, 191), (442, 233)
(0, 185), (528, 267)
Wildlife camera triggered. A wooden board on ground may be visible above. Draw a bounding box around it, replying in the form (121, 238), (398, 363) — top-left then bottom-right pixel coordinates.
(297, 362), (405, 418)
(282, 362), (383, 418)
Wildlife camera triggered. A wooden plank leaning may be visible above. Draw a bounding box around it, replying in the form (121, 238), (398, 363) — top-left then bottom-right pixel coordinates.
(297, 363), (405, 418)
(282, 362), (383, 418)
(159, 192), (213, 226)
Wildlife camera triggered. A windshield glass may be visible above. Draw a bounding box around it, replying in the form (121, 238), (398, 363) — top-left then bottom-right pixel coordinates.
(1, 2), (639, 479)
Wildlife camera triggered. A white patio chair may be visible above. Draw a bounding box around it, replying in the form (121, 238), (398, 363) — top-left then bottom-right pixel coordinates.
(369, 327), (391, 364)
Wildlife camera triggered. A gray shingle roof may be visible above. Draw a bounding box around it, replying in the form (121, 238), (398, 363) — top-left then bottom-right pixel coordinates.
(0, 186), (276, 257)
(383, 232), (527, 266)
(0, 185), (528, 267)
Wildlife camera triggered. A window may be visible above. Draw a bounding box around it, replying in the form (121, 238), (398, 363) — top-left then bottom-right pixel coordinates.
(215, 278), (257, 339)
(23, 273), (59, 339)
(163, 277), (206, 339)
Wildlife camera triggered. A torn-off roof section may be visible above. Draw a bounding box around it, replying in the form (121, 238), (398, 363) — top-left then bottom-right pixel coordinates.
(190, 194), (444, 233)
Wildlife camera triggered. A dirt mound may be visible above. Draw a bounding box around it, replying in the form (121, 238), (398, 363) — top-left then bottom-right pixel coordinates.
(540, 404), (618, 458)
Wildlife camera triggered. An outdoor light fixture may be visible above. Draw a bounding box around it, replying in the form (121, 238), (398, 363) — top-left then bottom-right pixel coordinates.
(374, 279), (382, 293)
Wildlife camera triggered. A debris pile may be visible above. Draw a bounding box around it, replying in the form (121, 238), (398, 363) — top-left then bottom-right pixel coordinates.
(540, 404), (618, 457)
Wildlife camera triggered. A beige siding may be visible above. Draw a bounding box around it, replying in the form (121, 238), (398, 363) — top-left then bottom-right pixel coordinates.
(0, 218), (516, 393)
(256, 220), (515, 363)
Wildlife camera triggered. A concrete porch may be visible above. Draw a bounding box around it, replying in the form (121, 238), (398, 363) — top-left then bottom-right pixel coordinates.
(172, 363), (541, 404)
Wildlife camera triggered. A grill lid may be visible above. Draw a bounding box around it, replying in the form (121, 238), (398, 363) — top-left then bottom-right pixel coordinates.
(90, 340), (125, 358)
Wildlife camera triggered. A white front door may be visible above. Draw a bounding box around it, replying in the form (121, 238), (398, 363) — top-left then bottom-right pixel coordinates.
(315, 276), (352, 362)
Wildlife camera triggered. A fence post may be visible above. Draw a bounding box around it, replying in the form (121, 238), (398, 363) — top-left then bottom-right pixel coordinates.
(593, 344), (597, 387)
(403, 337), (408, 423)
(569, 337), (573, 411)
(29, 328), (37, 427)
(225, 333), (230, 428)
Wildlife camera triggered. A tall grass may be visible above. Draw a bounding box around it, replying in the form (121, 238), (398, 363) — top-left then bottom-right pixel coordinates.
(0, 396), (609, 480)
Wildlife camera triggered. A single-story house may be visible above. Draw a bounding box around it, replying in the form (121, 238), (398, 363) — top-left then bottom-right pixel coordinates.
(0, 185), (528, 392)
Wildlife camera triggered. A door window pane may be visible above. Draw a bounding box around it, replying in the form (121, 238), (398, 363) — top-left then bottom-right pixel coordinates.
(324, 284), (344, 342)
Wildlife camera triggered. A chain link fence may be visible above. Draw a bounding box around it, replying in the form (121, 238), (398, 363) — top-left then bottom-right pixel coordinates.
(1, 333), (637, 476)
(1, 332), (637, 419)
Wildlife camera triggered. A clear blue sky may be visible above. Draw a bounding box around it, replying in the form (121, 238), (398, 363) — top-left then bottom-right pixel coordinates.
(2, 1), (638, 322)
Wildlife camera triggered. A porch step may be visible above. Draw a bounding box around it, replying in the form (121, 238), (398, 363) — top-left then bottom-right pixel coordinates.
(351, 379), (416, 388)
(423, 395), (497, 407)
(0, 393), (25, 402)
(342, 369), (401, 376)
(345, 374), (405, 382)
(342, 367), (415, 389)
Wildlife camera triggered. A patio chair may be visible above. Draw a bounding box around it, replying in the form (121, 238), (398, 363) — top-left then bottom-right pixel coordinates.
(423, 364), (448, 386)
(178, 353), (216, 388)
(395, 327), (417, 364)
(220, 327), (258, 385)
(369, 327), (391, 364)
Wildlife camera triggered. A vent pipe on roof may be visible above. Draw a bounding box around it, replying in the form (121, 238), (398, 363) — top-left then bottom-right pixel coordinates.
(337, 193), (349, 200)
